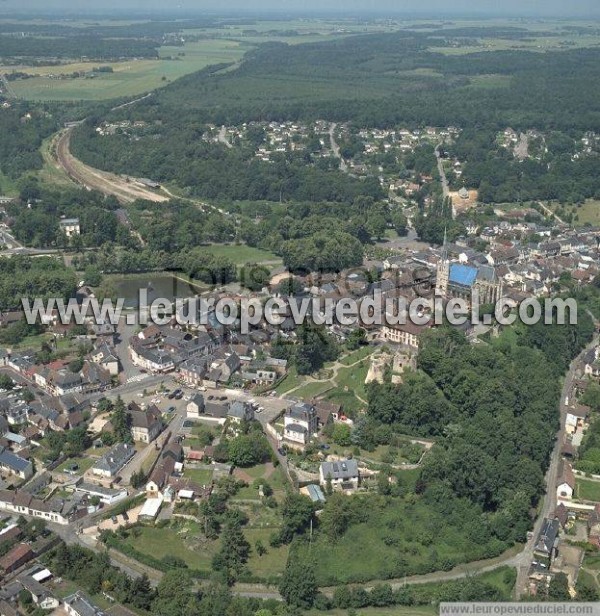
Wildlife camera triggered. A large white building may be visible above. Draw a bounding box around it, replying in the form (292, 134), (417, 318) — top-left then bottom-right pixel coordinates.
(283, 403), (318, 447)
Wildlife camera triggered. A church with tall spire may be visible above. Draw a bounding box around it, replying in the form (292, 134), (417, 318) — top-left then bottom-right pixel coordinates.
(435, 228), (502, 305)
(435, 227), (450, 297)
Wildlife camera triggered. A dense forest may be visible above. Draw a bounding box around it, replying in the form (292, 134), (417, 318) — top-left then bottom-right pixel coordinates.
(108, 33), (600, 131)
(298, 316), (594, 585)
(71, 122), (383, 204)
(448, 128), (600, 204)
(0, 256), (77, 311)
(0, 106), (57, 179)
(70, 30), (600, 207)
(0, 35), (159, 60)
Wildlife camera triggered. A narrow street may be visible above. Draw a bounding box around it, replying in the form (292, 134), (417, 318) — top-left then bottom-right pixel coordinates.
(329, 122), (348, 173)
(514, 330), (599, 597)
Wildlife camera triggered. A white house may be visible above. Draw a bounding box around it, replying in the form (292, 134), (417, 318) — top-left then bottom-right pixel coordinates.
(187, 393), (205, 418)
(64, 592), (104, 616)
(565, 405), (589, 436)
(319, 459), (360, 491)
(556, 461), (575, 501)
(283, 403), (318, 447)
(59, 218), (81, 237)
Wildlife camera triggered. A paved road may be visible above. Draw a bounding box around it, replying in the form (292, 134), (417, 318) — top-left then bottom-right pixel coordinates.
(514, 330), (598, 597)
(329, 123), (348, 173)
(537, 200), (565, 225)
(217, 125), (233, 149)
(111, 92), (153, 112)
(435, 142), (451, 202)
(0, 73), (16, 99)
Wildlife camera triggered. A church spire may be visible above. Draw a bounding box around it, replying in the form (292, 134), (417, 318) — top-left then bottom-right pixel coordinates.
(436, 226), (450, 297)
(441, 226), (448, 261)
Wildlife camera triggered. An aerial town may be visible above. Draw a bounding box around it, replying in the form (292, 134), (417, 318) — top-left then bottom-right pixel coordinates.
(1, 5), (600, 616)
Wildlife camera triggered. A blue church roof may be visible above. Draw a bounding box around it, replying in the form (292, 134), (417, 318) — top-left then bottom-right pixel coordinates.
(449, 264), (478, 287)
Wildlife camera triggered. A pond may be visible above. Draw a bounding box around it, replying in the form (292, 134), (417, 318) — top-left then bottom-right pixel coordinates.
(112, 274), (204, 309)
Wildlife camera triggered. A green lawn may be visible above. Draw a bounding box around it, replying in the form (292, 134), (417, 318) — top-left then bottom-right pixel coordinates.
(233, 463), (288, 500)
(56, 456), (95, 475)
(0, 170), (18, 197)
(292, 381), (333, 401)
(274, 366), (307, 394)
(576, 478), (600, 502)
(122, 525), (217, 570)
(244, 528), (289, 578)
(9, 39), (249, 101)
(570, 199), (600, 227)
(584, 553), (600, 571)
(339, 346), (376, 366)
(296, 490), (500, 585)
(183, 468), (214, 486)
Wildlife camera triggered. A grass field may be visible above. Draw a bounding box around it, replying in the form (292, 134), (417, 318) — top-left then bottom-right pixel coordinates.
(183, 467), (214, 486)
(576, 478), (600, 502)
(56, 456), (95, 475)
(339, 346), (375, 366)
(0, 170), (18, 197)
(570, 200), (600, 227)
(122, 525), (216, 570)
(291, 380), (333, 400)
(244, 528), (289, 577)
(7, 39), (249, 101)
(274, 366), (306, 394)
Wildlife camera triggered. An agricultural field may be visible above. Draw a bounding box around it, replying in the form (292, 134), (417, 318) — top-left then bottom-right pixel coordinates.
(5, 39), (248, 101)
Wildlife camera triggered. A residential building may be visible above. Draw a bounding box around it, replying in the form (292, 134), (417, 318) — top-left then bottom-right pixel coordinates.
(64, 592), (105, 616)
(89, 343), (120, 376)
(59, 218), (81, 237)
(180, 356), (209, 387)
(227, 401), (254, 424)
(556, 461), (575, 501)
(533, 517), (559, 565)
(380, 321), (429, 350)
(0, 543), (34, 574)
(75, 483), (128, 505)
(283, 403), (318, 446)
(92, 443), (135, 478)
(18, 576), (59, 610)
(0, 489), (69, 524)
(186, 394), (205, 418)
(319, 459), (360, 491)
(128, 403), (163, 443)
(0, 446), (33, 479)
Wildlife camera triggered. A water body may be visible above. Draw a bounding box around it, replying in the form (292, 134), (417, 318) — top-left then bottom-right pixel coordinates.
(112, 274), (204, 309)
